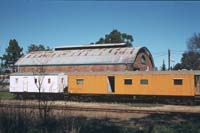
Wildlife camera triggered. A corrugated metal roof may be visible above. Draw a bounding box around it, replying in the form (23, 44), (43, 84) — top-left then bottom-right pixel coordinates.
(15, 47), (152, 66)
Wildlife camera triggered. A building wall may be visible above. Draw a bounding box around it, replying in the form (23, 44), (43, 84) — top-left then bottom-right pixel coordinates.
(18, 64), (130, 73)
(133, 52), (154, 71)
(17, 48), (154, 73)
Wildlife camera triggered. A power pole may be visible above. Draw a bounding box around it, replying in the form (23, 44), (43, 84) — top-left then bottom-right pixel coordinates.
(168, 49), (171, 70)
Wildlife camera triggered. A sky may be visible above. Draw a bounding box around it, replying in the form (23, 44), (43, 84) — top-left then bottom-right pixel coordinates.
(0, 1), (200, 69)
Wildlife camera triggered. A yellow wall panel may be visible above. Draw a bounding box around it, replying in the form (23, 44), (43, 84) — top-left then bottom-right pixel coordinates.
(68, 73), (195, 96)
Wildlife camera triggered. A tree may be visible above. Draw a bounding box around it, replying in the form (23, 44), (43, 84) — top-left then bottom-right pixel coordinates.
(3, 39), (23, 68)
(173, 33), (200, 70)
(173, 63), (183, 70)
(95, 29), (134, 46)
(28, 44), (51, 53)
(161, 60), (166, 71)
(181, 51), (200, 70)
(187, 33), (200, 52)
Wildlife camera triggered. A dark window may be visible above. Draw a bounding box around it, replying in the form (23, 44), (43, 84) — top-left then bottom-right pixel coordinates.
(108, 76), (115, 92)
(34, 78), (37, 84)
(76, 79), (84, 85)
(124, 79), (132, 85)
(15, 78), (18, 84)
(141, 55), (146, 65)
(48, 78), (51, 84)
(61, 78), (64, 83)
(140, 79), (148, 85)
(174, 79), (183, 85)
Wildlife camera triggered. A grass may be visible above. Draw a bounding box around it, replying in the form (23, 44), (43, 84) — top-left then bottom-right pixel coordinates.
(0, 92), (15, 100)
(0, 100), (200, 133)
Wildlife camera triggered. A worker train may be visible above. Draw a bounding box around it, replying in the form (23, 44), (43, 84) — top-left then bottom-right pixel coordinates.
(9, 70), (200, 104)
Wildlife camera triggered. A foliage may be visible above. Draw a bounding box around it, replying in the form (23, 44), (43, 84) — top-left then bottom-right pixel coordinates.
(161, 60), (166, 71)
(95, 29), (134, 46)
(173, 63), (183, 70)
(180, 51), (200, 70)
(28, 44), (51, 53)
(0, 92), (15, 100)
(187, 33), (200, 52)
(2, 39), (23, 67)
(1, 108), (200, 133)
(174, 33), (200, 70)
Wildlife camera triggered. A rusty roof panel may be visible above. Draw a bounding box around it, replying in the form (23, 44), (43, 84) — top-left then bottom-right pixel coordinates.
(15, 47), (151, 66)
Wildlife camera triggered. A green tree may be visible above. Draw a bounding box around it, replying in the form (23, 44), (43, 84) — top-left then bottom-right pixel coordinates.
(95, 29), (134, 46)
(28, 44), (51, 53)
(173, 33), (200, 70)
(181, 51), (200, 70)
(173, 63), (183, 70)
(161, 60), (166, 71)
(3, 39), (23, 68)
(187, 33), (200, 52)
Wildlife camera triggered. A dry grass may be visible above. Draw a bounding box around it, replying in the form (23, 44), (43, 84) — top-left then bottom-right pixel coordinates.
(2, 99), (200, 114)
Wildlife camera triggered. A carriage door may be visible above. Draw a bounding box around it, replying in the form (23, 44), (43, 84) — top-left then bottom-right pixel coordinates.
(23, 77), (28, 92)
(107, 76), (115, 93)
(194, 75), (200, 95)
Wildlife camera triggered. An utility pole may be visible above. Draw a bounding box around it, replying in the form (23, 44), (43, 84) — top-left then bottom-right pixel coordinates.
(168, 49), (171, 70)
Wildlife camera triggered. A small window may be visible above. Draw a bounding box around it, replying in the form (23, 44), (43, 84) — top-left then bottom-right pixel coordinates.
(34, 78), (37, 84)
(140, 79), (148, 85)
(124, 79), (132, 85)
(76, 79), (84, 85)
(48, 78), (51, 84)
(141, 55), (146, 65)
(174, 79), (183, 85)
(61, 78), (64, 83)
(15, 78), (18, 84)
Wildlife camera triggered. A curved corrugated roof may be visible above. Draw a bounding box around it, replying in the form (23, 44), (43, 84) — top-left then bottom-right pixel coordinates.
(15, 47), (154, 66)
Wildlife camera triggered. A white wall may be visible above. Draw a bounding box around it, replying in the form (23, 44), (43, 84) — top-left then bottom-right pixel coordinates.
(10, 74), (67, 93)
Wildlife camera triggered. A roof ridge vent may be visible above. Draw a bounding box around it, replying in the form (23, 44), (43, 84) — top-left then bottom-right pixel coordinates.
(54, 43), (129, 51)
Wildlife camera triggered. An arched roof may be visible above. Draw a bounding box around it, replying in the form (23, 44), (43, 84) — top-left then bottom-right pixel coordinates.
(15, 47), (154, 67)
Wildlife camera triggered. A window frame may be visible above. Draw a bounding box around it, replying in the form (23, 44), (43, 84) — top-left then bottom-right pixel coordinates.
(140, 79), (148, 85)
(76, 79), (84, 85)
(15, 78), (18, 84)
(61, 78), (64, 83)
(173, 79), (183, 85)
(141, 55), (146, 65)
(34, 78), (37, 84)
(124, 79), (132, 85)
(48, 78), (51, 84)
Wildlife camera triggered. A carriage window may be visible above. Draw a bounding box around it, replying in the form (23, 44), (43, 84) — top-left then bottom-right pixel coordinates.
(15, 78), (18, 84)
(124, 79), (132, 85)
(140, 79), (148, 85)
(34, 78), (37, 84)
(48, 78), (51, 84)
(61, 78), (64, 83)
(174, 79), (183, 85)
(76, 79), (84, 85)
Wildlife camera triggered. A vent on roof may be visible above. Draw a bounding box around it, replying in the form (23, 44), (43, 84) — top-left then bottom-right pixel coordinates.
(54, 43), (129, 51)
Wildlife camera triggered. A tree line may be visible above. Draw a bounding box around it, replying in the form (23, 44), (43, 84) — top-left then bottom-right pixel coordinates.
(0, 40), (51, 71)
(0, 29), (200, 72)
(0, 29), (133, 72)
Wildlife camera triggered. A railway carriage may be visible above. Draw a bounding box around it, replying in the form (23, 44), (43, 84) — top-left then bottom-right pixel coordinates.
(10, 72), (67, 98)
(67, 70), (200, 103)
(9, 70), (200, 103)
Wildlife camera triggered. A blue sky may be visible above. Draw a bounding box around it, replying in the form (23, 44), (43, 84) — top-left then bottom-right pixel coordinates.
(0, 1), (200, 69)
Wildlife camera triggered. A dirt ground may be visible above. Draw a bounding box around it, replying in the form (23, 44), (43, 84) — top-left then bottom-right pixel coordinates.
(2, 99), (200, 113)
